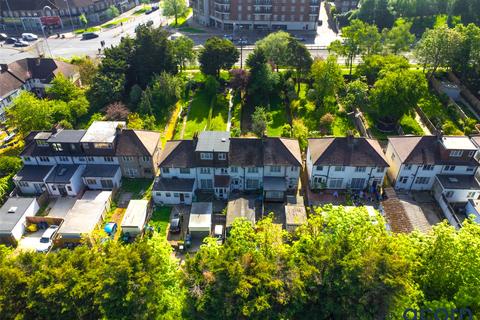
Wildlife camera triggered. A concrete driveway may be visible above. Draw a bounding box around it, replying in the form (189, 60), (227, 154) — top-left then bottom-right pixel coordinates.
(17, 230), (43, 252)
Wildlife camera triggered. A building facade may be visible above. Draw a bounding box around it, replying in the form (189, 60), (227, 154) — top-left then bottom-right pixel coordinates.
(153, 131), (302, 205)
(192, 0), (320, 31)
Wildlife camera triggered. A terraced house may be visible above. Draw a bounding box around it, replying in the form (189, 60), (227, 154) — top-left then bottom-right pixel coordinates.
(153, 131), (302, 205)
(14, 121), (161, 197)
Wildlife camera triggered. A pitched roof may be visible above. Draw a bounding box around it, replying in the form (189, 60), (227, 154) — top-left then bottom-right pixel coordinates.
(388, 135), (478, 165)
(159, 140), (196, 167)
(308, 137), (388, 167)
(264, 137), (302, 166)
(229, 138), (264, 167)
(116, 129), (160, 156)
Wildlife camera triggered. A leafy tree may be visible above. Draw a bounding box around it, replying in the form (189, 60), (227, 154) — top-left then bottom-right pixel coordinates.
(129, 84), (143, 108)
(281, 123), (293, 137)
(7, 92), (53, 136)
(106, 5), (120, 19)
(198, 37), (239, 78)
(310, 56), (344, 108)
(383, 18), (415, 54)
(342, 79), (369, 111)
(329, 19), (382, 75)
(246, 48), (278, 105)
(127, 112), (145, 129)
(0, 157), (22, 176)
(69, 56), (98, 87)
(229, 69), (249, 96)
(172, 36), (196, 70)
(162, 0), (188, 26)
(356, 54), (410, 84)
(148, 72), (184, 117)
(370, 69), (427, 123)
(356, 0), (394, 29)
(204, 75), (220, 97)
(79, 13), (88, 31)
(286, 38), (313, 93)
(415, 24), (460, 79)
(251, 106), (271, 136)
(450, 23), (480, 79)
(292, 118), (308, 150)
(256, 31), (291, 70)
(104, 102), (130, 120)
(138, 87), (154, 115)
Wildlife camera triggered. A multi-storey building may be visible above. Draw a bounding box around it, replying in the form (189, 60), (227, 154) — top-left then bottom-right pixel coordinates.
(153, 131), (302, 205)
(306, 136), (389, 190)
(14, 121), (161, 196)
(333, 0), (359, 13)
(0, 58), (79, 121)
(192, 0), (320, 31)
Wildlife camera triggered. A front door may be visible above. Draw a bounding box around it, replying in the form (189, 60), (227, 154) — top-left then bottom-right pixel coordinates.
(58, 185), (67, 196)
(179, 193), (185, 203)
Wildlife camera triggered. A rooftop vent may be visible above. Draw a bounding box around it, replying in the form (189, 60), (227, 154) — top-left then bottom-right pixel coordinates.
(7, 207), (18, 214)
(448, 177), (459, 183)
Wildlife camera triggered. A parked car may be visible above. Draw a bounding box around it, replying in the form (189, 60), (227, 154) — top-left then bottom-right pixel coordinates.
(169, 214), (181, 233)
(36, 225), (59, 253)
(22, 33), (38, 41)
(213, 225), (224, 244)
(14, 40), (29, 47)
(0, 33), (7, 41)
(223, 34), (234, 41)
(5, 37), (17, 44)
(236, 38), (248, 45)
(82, 32), (99, 40)
(151, 5), (159, 11)
(104, 222), (117, 237)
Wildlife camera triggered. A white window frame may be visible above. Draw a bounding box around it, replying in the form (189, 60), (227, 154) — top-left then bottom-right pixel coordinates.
(450, 150), (463, 157)
(218, 153), (226, 160)
(200, 152), (213, 160)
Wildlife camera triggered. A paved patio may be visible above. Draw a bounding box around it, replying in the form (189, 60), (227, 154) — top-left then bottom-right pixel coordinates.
(396, 191), (443, 233)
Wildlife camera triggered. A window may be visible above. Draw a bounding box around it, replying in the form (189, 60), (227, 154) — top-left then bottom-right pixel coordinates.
(86, 179), (96, 185)
(87, 156), (94, 162)
(450, 150), (463, 157)
(123, 156), (133, 161)
(200, 168), (211, 174)
(467, 192), (476, 198)
(180, 168), (190, 174)
(155, 192), (162, 197)
(221, 168), (228, 174)
(39, 156), (50, 162)
(468, 150), (476, 157)
(174, 193), (179, 197)
(162, 167), (170, 174)
(78, 157), (86, 162)
(126, 168), (138, 177)
(200, 153), (213, 160)
(104, 156), (114, 162)
(200, 179), (213, 189)
(246, 179), (259, 189)
(82, 143), (90, 149)
(404, 164), (412, 170)
(218, 153), (226, 160)
(316, 166), (323, 171)
(185, 193), (190, 198)
(18, 181), (29, 187)
(415, 177), (430, 185)
(23, 156), (31, 162)
(270, 166), (281, 173)
(445, 191), (454, 198)
(355, 167), (366, 172)
(231, 167), (238, 173)
(59, 156), (69, 162)
(37, 140), (48, 147)
(166, 192), (171, 197)
(66, 186), (72, 192)
(334, 166), (345, 172)
(423, 164), (434, 171)
(247, 167), (259, 173)
(52, 143), (63, 151)
(291, 166), (298, 171)
(51, 185), (57, 190)
(444, 165), (456, 171)
(399, 176), (409, 184)
(376, 167), (384, 173)
(329, 178), (343, 189)
(467, 166), (475, 172)
(142, 156), (151, 162)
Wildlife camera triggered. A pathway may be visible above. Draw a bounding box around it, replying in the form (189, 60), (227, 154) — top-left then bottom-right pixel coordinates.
(414, 111), (432, 135)
(179, 99), (193, 139)
(226, 89), (233, 132)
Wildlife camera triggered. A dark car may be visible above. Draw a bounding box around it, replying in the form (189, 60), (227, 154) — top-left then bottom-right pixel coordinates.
(236, 38), (249, 45)
(14, 40), (29, 47)
(5, 37), (17, 44)
(169, 215), (181, 233)
(151, 5), (159, 11)
(82, 32), (99, 40)
(0, 33), (7, 41)
(293, 36), (306, 42)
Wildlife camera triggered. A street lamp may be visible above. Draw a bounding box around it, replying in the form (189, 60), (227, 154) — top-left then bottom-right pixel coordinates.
(64, 0), (75, 32)
(41, 6), (53, 57)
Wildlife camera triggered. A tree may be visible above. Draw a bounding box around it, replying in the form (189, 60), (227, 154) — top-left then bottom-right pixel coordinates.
(198, 37), (239, 78)
(292, 118), (308, 150)
(342, 79), (369, 111)
(256, 31), (291, 70)
(286, 38), (313, 93)
(172, 36), (196, 70)
(129, 84), (143, 108)
(246, 48), (278, 105)
(355, 0), (394, 29)
(162, 0), (188, 26)
(310, 56), (344, 108)
(70, 56), (98, 87)
(0, 157), (22, 176)
(383, 18), (415, 54)
(370, 69), (427, 123)
(7, 92), (53, 136)
(79, 13), (88, 31)
(356, 54), (410, 84)
(103, 102), (130, 120)
(251, 106), (271, 136)
(415, 24), (460, 80)
(106, 5), (120, 19)
(229, 69), (249, 96)
(450, 23), (480, 79)
(329, 19), (382, 75)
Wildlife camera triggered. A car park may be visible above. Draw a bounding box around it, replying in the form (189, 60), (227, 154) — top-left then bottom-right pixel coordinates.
(22, 33), (38, 41)
(14, 40), (29, 47)
(82, 32), (99, 40)
(0, 33), (7, 41)
(36, 225), (59, 253)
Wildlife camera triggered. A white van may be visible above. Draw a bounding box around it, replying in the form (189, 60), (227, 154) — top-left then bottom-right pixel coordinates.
(22, 33), (38, 41)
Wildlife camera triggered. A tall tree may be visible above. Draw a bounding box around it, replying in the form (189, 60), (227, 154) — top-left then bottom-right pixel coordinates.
(172, 36), (196, 70)
(450, 23), (480, 79)
(199, 37), (239, 78)
(162, 0), (188, 26)
(286, 38), (313, 93)
(7, 92), (53, 135)
(310, 56), (344, 109)
(256, 31), (291, 70)
(251, 106), (271, 136)
(383, 18), (415, 54)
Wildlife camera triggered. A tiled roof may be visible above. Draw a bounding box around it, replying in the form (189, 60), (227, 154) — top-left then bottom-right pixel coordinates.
(263, 138), (302, 166)
(229, 138), (263, 167)
(116, 129), (160, 156)
(159, 140), (196, 168)
(308, 137), (388, 167)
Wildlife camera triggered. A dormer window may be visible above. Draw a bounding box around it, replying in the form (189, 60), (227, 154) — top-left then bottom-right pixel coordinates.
(201, 152), (213, 160)
(218, 153), (226, 160)
(36, 140), (48, 147)
(450, 150), (463, 157)
(52, 143), (63, 151)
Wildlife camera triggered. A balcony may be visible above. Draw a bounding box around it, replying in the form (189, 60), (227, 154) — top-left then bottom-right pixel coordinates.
(254, 0), (272, 5)
(254, 7), (272, 13)
(214, 4), (231, 13)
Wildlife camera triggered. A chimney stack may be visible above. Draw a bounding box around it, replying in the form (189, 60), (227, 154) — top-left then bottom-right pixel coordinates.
(0, 64), (8, 72)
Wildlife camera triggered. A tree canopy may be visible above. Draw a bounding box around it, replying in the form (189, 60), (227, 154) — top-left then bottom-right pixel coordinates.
(198, 37), (239, 78)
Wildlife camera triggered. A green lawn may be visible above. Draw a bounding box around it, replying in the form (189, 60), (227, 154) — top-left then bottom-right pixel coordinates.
(209, 94), (229, 131)
(150, 206), (171, 237)
(419, 91), (464, 135)
(183, 89), (212, 138)
(133, 6), (151, 15)
(101, 17), (129, 29)
(400, 114), (424, 135)
(267, 95), (288, 136)
(73, 26), (101, 34)
(169, 8), (193, 27)
(332, 113), (356, 136)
